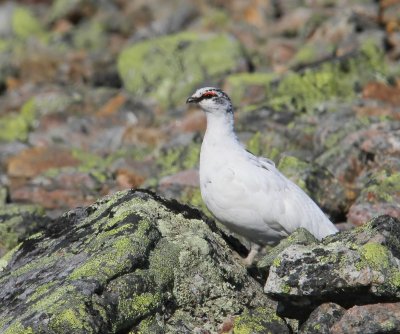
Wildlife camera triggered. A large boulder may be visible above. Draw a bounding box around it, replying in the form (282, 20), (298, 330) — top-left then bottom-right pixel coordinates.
(117, 32), (245, 108)
(0, 189), (287, 333)
(265, 215), (400, 320)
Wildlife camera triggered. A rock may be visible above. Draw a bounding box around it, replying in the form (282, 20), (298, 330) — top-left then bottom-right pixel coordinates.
(9, 168), (102, 212)
(348, 157), (400, 226)
(232, 307), (290, 334)
(0, 204), (48, 258)
(299, 303), (345, 334)
(0, 190), (282, 333)
(362, 81), (400, 106)
(264, 215), (400, 319)
(223, 72), (276, 107)
(316, 118), (400, 186)
(331, 302), (400, 334)
(7, 146), (79, 178)
(265, 41), (386, 113)
(11, 6), (44, 39)
(117, 32), (246, 108)
(49, 0), (95, 22)
(258, 228), (318, 270)
(0, 98), (37, 143)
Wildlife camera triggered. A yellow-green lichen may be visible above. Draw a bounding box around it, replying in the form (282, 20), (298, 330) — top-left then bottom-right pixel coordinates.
(2, 321), (34, 334)
(156, 142), (200, 177)
(234, 307), (284, 334)
(27, 282), (56, 303)
(363, 172), (400, 203)
(31, 285), (76, 313)
(272, 257), (281, 268)
(358, 242), (390, 271)
(280, 283), (291, 294)
(0, 98), (37, 142)
(12, 7), (43, 39)
(11, 251), (58, 277)
(224, 72), (276, 106)
(313, 323), (322, 331)
(149, 240), (180, 288)
(267, 41), (385, 113)
(49, 306), (93, 333)
(117, 32), (243, 107)
(68, 236), (139, 282)
(0, 243), (22, 272)
(73, 21), (105, 51)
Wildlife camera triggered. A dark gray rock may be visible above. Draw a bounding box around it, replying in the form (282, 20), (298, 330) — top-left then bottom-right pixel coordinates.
(264, 215), (400, 319)
(0, 189), (285, 333)
(0, 204), (48, 258)
(299, 302), (345, 334)
(258, 228), (318, 270)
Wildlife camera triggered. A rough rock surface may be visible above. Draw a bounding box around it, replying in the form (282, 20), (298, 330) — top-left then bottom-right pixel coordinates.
(265, 215), (400, 319)
(298, 303), (345, 334)
(331, 302), (400, 334)
(0, 189), (286, 333)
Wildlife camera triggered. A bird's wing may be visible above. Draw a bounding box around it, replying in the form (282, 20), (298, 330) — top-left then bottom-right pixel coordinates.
(243, 152), (336, 238)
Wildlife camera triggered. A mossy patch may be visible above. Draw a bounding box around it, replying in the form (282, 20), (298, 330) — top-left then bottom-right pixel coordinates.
(267, 40), (386, 113)
(0, 98), (37, 142)
(234, 307), (286, 334)
(49, 306), (94, 333)
(358, 242), (390, 270)
(73, 21), (105, 51)
(156, 141), (200, 177)
(12, 7), (43, 40)
(2, 321), (34, 334)
(117, 32), (243, 107)
(0, 203), (45, 256)
(362, 171), (400, 203)
(224, 72), (276, 106)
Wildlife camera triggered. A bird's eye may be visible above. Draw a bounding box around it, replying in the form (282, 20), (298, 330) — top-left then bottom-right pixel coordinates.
(202, 92), (216, 99)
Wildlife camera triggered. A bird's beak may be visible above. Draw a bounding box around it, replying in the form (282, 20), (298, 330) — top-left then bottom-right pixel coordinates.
(186, 96), (197, 104)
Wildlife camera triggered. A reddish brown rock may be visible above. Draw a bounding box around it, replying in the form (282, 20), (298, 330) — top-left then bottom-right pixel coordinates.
(7, 146), (79, 179)
(115, 168), (145, 189)
(331, 303), (400, 334)
(9, 169), (101, 211)
(363, 81), (400, 106)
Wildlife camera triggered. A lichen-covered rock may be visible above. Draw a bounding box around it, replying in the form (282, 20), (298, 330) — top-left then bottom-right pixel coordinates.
(264, 215), (400, 319)
(265, 41), (386, 113)
(299, 303), (345, 334)
(117, 32), (245, 108)
(330, 302), (400, 334)
(348, 157), (400, 225)
(0, 190), (281, 333)
(0, 204), (47, 259)
(258, 228), (318, 270)
(233, 307), (290, 334)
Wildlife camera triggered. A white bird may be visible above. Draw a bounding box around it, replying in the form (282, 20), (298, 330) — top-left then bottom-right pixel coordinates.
(186, 87), (338, 265)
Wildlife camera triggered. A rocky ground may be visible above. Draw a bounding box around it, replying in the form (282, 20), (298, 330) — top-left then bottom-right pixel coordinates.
(0, 0), (400, 333)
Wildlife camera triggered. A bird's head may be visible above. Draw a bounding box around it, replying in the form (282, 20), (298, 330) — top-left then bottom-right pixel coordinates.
(186, 87), (232, 114)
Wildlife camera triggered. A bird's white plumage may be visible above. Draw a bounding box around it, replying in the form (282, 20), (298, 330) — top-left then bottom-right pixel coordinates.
(187, 87), (338, 249)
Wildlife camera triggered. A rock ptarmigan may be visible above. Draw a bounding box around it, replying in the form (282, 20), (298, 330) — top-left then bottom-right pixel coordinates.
(186, 87), (338, 265)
